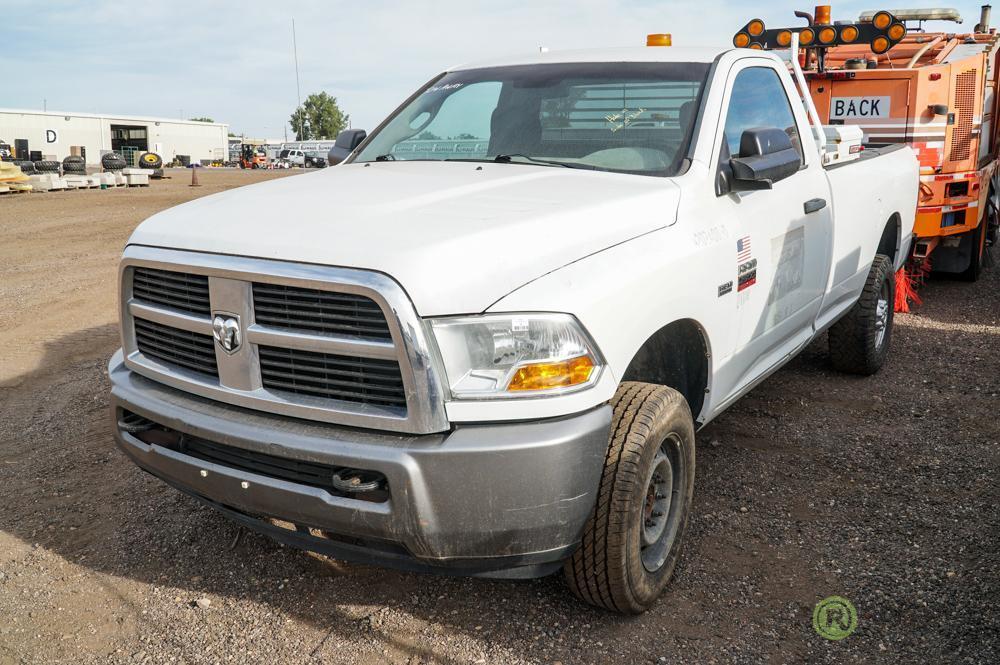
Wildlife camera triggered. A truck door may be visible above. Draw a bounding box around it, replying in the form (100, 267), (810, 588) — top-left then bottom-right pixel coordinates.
(715, 63), (834, 397)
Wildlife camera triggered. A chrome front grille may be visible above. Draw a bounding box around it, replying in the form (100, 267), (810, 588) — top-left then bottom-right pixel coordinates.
(134, 318), (218, 377)
(252, 283), (392, 340)
(132, 267), (211, 315)
(119, 247), (448, 434)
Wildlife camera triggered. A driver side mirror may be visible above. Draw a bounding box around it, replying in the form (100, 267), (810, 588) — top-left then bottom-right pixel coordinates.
(722, 127), (800, 193)
(327, 129), (367, 166)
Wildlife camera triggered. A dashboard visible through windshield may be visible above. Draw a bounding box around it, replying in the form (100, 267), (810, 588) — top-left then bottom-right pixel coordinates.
(353, 62), (711, 177)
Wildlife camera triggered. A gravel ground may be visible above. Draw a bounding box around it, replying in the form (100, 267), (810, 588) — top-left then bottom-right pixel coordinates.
(1, 170), (998, 664)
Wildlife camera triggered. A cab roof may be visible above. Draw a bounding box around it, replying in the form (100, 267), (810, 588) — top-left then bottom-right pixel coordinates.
(450, 46), (730, 72)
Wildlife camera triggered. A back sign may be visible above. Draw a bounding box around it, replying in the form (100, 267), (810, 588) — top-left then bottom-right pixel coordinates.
(830, 96), (891, 119)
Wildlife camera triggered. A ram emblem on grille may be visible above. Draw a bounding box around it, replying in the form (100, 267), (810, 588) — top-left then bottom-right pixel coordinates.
(212, 313), (242, 354)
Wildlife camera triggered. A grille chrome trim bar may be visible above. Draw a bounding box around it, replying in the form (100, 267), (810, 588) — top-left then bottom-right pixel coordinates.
(245, 324), (397, 359)
(119, 245), (450, 434)
(129, 301), (215, 336)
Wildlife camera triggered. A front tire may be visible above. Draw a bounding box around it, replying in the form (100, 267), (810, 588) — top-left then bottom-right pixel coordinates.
(565, 382), (696, 614)
(828, 254), (895, 375)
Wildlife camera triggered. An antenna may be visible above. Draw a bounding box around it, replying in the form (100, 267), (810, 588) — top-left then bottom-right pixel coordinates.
(292, 18), (303, 139)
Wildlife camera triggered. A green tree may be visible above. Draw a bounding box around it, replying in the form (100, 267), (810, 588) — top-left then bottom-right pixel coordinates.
(290, 92), (349, 140)
(189, 117), (214, 123)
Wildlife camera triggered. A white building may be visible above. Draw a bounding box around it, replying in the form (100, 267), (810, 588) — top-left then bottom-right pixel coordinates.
(0, 108), (229, 166)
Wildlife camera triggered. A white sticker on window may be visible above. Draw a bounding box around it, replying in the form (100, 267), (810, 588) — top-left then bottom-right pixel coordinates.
(830, 96), (890, 119)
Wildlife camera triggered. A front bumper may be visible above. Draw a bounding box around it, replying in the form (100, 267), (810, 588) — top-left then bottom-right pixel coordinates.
(109, 351), (611, 578)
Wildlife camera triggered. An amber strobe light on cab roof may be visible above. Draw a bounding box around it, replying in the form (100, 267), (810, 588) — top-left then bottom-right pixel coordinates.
(646, 33), (672, 46)
(732, 9), (906, 55)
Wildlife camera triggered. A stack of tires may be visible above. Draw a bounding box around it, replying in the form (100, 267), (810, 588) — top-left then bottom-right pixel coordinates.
(62, 156), (87, 175)
(138, 152), (162, 170)
(34, 160), (62, 176)
(101, 151), (127, 171)
(15, 161), (36, 175)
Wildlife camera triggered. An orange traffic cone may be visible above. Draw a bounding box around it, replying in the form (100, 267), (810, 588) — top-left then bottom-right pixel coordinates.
(189, 167), (201, 187)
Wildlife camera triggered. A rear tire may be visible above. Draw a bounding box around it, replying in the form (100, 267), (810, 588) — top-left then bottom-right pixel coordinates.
(564, 382), (696, 614)
(959, 221), (986, 282)
(828, 254), (895, 375)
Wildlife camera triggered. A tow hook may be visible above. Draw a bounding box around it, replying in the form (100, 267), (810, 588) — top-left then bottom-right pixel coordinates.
(331, 469), (385, 494)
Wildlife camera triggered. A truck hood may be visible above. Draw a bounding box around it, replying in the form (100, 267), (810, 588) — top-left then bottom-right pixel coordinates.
(129, 162), (681, 315)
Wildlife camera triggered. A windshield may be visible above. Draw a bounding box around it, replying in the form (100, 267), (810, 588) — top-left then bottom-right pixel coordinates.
(354, 62), (710, 176)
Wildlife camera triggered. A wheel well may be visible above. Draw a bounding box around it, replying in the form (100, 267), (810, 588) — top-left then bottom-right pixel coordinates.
(877, 213), (902, 264)
(621, 319), (709, 421)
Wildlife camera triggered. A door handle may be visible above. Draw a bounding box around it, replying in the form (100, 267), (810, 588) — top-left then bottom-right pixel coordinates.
(804, 198), (827, 214)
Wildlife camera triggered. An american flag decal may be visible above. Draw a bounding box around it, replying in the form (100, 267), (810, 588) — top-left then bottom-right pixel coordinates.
(737, 236), (752, 262)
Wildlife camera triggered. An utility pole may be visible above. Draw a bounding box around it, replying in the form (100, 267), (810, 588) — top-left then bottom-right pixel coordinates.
(292, 17), (303, 140)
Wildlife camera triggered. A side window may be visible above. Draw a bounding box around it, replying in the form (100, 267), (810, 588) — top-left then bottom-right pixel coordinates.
(723, 67), (802, 160)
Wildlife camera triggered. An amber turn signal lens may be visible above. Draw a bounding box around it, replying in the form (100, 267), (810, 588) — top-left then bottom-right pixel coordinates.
(734, 32), (751, 48)
(840, 25), (859, 42)
(777, 30), (792, 46)
(799, 28), (815, 45)
(872, 36), (891, 53)
(819, 27), (837, 43)
(873, 11), (892, 30)
(507, 355), (596, 392)
(749, 43), (763, 50)
(888, 23), (906, 40)
(647, 33), (672, 46)
(748, 19), (765, 37)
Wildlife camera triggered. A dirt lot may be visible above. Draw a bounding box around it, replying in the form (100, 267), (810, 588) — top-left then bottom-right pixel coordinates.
(1, 169), (998, 664)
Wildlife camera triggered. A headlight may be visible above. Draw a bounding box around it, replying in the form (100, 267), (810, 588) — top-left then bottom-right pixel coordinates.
(429, 313), (603, 399)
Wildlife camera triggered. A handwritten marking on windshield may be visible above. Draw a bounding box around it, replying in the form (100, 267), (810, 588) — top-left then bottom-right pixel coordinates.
(605, 107), (646, 132)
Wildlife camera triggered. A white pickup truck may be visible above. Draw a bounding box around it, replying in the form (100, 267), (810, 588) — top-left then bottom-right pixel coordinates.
(110, 44), (916, 613)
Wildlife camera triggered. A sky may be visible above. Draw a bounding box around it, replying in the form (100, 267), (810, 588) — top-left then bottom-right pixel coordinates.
(4, 1), (993, 139)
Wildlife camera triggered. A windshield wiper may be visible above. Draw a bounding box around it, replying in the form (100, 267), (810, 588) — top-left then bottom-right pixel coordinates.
(493, 154), (597, 170)
(374, 154), (396, 161)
